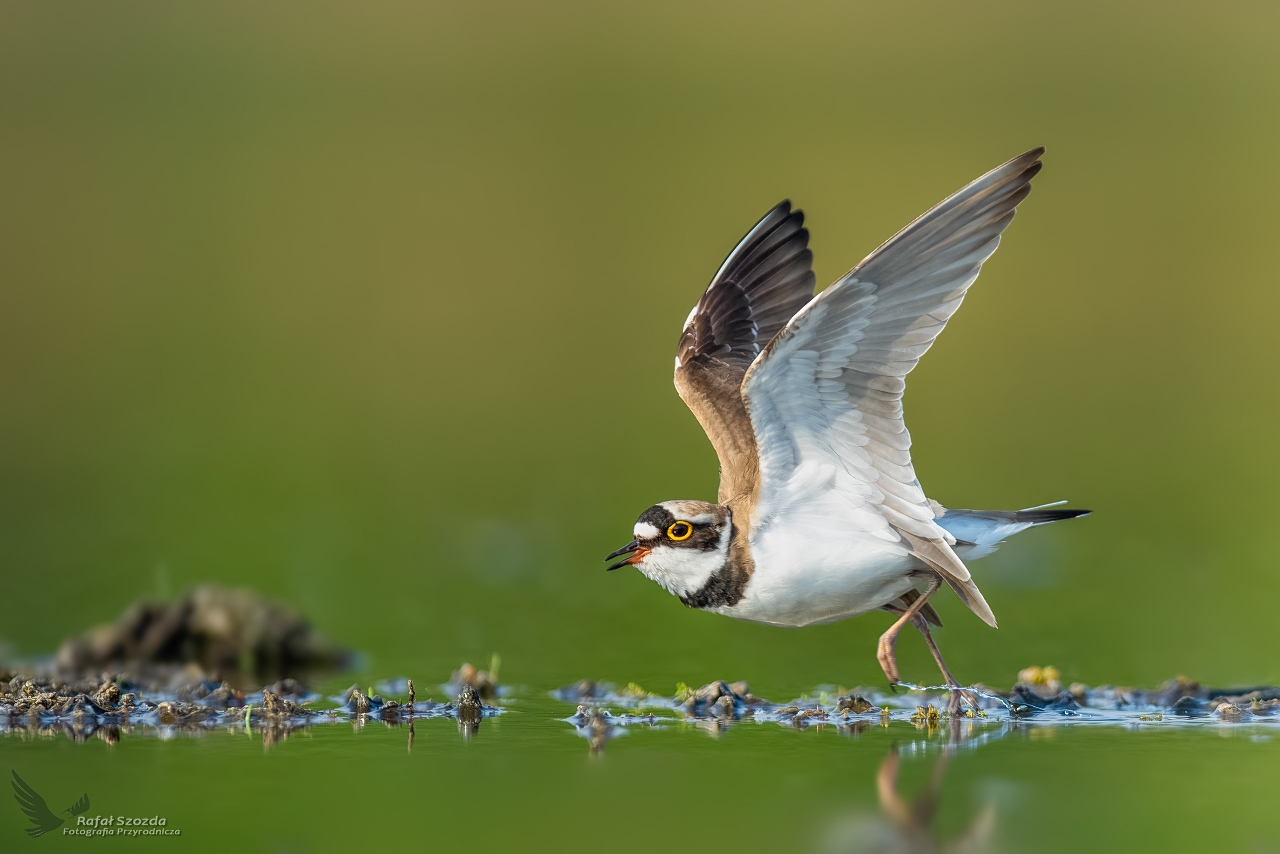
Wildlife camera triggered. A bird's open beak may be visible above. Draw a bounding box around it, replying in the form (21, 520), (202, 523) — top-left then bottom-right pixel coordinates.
(604, 540), (650, 571)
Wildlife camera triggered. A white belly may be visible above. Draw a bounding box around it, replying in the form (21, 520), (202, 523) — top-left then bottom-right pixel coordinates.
(714, 526), (922, 627)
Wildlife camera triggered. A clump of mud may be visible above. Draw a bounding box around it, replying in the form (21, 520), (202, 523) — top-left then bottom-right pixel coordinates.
(0, 666), (503, 748)
(53, 585), (349, 682)
(552, 668), (1280, 736)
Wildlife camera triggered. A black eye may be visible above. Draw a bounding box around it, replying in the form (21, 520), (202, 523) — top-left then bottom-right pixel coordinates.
(667, 522), (692, 541)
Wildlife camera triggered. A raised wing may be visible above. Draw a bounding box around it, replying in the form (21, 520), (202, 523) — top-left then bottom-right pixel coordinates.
(674, 202), (815, 505)
(11, 770), (64, 838)
(742, 149), (1045, 626)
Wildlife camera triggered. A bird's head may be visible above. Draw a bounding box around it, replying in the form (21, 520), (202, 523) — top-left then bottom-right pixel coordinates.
(605, 500), (732, 599)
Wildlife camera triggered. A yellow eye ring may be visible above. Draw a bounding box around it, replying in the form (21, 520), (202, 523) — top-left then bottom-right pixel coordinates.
(667, 521), (693, 541)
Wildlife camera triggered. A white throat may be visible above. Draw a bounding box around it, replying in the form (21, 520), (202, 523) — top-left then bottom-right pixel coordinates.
(634, 523), (731, 599)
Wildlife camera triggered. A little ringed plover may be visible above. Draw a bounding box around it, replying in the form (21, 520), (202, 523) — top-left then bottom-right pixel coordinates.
(605, 148), (1088, 708)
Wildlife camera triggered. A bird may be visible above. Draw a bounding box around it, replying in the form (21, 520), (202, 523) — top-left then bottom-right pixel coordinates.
(604, 148), (1088, 710)
(10, 770), (90, 838)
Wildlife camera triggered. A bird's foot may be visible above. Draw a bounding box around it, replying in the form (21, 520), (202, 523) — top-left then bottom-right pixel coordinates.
(876, 636), (900, 685)
(944, 685), (981, 716)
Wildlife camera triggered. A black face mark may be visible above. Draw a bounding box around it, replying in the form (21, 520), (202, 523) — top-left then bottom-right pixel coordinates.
(634, 505), (722, 552)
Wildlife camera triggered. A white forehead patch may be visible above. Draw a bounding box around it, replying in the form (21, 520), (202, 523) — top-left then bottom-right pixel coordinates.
(658, 501), (721, 527)
(633, 522), (661, 539)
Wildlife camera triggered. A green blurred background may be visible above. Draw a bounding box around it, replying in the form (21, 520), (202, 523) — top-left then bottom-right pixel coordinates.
(5, 1), (1280, 850)
(3, 0), (1280, 693)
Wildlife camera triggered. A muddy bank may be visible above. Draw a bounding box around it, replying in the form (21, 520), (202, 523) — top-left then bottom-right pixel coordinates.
(0, 664), (504, 748)
(52, 585), (349, 683)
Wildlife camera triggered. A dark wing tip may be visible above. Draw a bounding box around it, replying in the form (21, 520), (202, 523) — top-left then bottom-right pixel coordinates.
(680, 199), (817, 370)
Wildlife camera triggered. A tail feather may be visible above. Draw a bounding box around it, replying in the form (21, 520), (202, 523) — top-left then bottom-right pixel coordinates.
(963, 507), (1092, 527)
(933, 503), (1090, 560)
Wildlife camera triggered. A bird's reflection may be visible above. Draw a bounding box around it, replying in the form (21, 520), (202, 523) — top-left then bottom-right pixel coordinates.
(825, 735), (998, 853)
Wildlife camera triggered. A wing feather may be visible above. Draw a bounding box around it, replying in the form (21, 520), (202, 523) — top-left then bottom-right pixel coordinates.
(674, 202), (816, 505)
(742, 148), (1045, 626)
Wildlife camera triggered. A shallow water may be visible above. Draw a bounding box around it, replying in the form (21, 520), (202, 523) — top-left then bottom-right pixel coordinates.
(7, 673), (1280, 850)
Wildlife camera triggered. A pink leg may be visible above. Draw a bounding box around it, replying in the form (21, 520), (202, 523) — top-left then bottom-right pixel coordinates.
(876, 577), (942, 685)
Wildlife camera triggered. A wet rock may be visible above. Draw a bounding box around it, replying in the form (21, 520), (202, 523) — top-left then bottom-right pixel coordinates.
(835, 694), (877, 714)
(695, 681), (734, 703)
(1172, 695), (1208, 716)
(257, 689), (308, 718)
(456, 686), (483, 723)
(1008, 684), (1080, 714)
(65, 694), (114, 718)
(343, 687), (375, 715)
(674, 680), (757, 717)
(94, 681), (121, 710)
(1213, 701), (1244, 720)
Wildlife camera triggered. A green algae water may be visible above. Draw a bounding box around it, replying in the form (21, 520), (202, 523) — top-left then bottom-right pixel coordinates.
(7, 681), (1280, 851)
(3, 0), (1280, 848)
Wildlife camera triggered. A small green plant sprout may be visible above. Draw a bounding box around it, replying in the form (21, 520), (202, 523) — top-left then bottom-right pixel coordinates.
(488, 653), (501, 682)
(674, 682), (694, 704)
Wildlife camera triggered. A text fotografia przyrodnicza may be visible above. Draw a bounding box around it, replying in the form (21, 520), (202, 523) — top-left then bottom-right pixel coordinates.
(64, 815), (181, 836)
